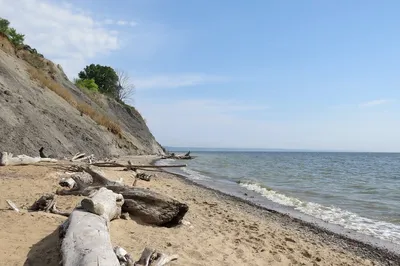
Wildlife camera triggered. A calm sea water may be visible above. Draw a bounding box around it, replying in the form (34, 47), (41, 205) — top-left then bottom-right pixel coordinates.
(158, 152), (400, 244)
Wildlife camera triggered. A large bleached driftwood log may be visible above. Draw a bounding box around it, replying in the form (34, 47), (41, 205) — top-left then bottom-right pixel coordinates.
(59, 187), (123, 266)
(109, 185), (188, 227)
(57, 166), (188, 226)
(0, 152), (57, 166)
(81, 187), (124, 221)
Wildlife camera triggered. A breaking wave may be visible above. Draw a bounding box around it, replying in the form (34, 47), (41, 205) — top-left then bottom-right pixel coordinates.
(239, 181), (400, 244)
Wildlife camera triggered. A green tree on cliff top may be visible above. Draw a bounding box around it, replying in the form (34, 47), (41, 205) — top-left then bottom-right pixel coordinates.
(78, 64), (118, 97)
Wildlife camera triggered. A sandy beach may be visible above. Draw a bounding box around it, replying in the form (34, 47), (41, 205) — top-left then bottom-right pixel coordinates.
(0, 156), (398, 266)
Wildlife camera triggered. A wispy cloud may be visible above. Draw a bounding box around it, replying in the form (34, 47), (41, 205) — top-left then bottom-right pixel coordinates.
(359, 99), (394, 107)
(174, 99), (269, 112)
(0, 0), (121, 78)
(134, 74), (229, 90)
(111, 19), (138, 27)
(103, 19), (114, 25)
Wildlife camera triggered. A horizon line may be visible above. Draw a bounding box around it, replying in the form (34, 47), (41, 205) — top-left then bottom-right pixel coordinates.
(164, 146), (400, 153)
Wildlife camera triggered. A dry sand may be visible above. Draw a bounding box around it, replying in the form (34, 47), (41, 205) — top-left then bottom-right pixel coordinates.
(0, 156), (397, 266)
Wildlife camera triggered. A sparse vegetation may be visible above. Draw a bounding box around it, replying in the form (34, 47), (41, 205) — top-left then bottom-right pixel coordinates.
(76, 102), (122, 136)
(7, 27), (24, 47)
(74, 78), (104, 107)
(77, 64), (135, 102)
(116, 69), (135, 102)
(27, 66), (121, 136)
(1, 17), (122, 137)
(0, 17), (24, 47)
(27, 67), (76, 107)
(0, 17), (45, 68)
(21, 52), (45, 68)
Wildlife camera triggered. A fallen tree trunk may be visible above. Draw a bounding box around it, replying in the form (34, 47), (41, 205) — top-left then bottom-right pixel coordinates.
(59, 187), (123, 266)
(0, 152), (57, 166)
(81, 187), (124, 221)
(107, 185), (188, 227)
(57, 167), (188, 226)
(58, 185), (188, 227)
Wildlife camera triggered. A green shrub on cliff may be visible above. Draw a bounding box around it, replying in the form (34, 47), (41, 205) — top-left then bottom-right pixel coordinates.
(0, 18), (10, 34)
(0, 17), (25, 47)
(74, 78), (99, 92)
(7, 27), (24, 47)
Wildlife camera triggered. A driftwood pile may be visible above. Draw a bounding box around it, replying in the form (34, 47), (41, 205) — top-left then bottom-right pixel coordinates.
(1, 150), (189, 266)
(161, 151), (193, 160)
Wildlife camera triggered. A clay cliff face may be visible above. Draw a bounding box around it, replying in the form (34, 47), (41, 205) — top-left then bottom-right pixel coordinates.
(0, 35), (164, 158)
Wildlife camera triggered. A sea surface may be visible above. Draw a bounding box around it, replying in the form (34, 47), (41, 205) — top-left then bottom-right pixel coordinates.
(157, 151), (400, 245)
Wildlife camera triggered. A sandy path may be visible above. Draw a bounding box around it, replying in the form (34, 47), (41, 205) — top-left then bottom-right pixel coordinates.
(0, 157), (392, 265)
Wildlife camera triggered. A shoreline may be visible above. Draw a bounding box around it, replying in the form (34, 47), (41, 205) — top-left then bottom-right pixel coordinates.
(0, 156), (399, 265)
(154, 158), (400, 265)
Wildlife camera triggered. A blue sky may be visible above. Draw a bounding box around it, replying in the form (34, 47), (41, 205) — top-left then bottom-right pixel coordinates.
(1, 0), (400, 151)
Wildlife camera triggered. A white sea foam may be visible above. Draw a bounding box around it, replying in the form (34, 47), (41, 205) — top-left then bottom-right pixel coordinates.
(155, 158), (176, 166)
(239, 182), (400, 244)
(181, 167), (211, 180)
(156, 159), (209, 180)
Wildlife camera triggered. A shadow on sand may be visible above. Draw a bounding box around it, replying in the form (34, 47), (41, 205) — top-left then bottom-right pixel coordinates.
(23, 228), (60, 266)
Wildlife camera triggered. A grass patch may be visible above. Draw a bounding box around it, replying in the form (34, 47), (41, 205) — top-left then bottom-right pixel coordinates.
(80, 86), (104, 108)
(77, 102), (121, 136)
(21, 51), (45, 69)
(27, 66), (121, 136)
(27, 67), (76, 107)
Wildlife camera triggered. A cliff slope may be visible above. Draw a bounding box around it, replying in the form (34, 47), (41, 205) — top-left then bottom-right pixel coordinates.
(0, 35), (164, 158)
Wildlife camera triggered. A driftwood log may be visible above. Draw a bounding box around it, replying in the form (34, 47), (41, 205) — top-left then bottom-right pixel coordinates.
(108, 185), (188, 227)
(81, 187), (124, 221)
(0, 152), (57, 166)
(124, 161), (153, 182)
(71, 152), (95, 163)
(59, 187), (123, 266)
(57, 166), (188, 226)
(91, 162), (187, 168)
(114, 246), (178, 266)
(30, 194), (69, 217)
(135, 170), (152, 181)
(161, 151), (193, 160)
